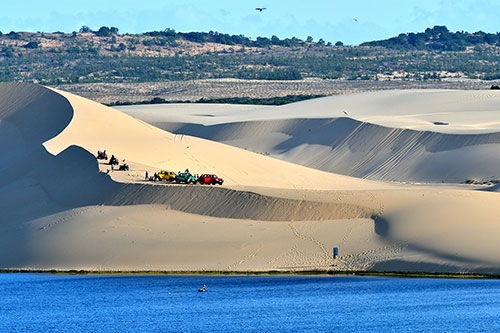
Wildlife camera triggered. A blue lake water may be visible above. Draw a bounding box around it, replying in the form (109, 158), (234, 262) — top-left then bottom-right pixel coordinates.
(1, 273), (500, 332)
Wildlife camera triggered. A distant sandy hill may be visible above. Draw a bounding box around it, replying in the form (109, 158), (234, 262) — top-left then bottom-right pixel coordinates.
(119, 89), (500, 184)
(1, 82), (500, 274)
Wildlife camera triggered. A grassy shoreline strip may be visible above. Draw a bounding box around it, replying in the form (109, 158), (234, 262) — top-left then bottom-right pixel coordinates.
(1, 269), (499, 279)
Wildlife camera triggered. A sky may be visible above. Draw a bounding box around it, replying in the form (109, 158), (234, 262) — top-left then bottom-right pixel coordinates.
(2, 0), (500, 45)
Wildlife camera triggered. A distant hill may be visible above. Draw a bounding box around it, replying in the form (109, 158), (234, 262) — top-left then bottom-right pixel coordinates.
(361, 25), (500, 51)
(2, 25), (500, 88)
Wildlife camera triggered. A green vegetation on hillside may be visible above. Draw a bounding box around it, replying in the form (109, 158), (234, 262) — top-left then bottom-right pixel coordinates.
(106, 94), (325, 106)
(362, 25), (500, 51)
(2, 25), (500, 85)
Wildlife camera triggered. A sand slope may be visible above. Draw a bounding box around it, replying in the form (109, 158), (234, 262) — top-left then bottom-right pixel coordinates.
(1, 82), (500, 273)
(120, 90), (500, 183)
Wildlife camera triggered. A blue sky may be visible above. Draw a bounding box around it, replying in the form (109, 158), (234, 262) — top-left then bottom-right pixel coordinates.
(2, 0), (500, 45)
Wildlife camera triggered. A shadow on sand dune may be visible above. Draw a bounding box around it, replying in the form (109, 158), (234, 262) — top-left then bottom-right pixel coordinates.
(107, 183), (374, 221)
(0, 83), (375, 224)
(159, 117), (500, 183)
(0, 82), (73, 178)
(370, 214), (498, 274)
(0, 83), (121, 223)
(373, 215), (390, 237)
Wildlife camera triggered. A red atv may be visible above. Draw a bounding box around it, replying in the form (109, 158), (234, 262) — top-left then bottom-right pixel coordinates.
(198, 174), (224, 185)
(97, 150), (108, 160)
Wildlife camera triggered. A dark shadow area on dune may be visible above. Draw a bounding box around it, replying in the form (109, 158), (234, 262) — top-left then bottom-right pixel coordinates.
(371, 214), (498, 274)
(106, 183), (374, 221)
(0, 83), (74, 179)
(373, 215), (390, 237)
(157, 117), (500, 154)
(0, 83), (122, 224)
(32, 145), (122, 206)
(1, 83), (376, 225)
(157, 117), (500, 183)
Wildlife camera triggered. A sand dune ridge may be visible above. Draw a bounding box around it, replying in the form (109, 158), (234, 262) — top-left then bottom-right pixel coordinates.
(2, 83), (500, 273)
(145, 117), (500, 183)
(107, 184), (374, 221)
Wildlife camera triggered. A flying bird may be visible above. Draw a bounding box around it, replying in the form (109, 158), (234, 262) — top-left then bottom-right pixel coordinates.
(256, 7), (266, 12)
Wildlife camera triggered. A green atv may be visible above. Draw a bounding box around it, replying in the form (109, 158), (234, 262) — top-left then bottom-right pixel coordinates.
(175, 172), (198, 184)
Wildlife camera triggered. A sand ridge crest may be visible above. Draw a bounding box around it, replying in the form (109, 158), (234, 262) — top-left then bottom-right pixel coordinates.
(106, 183), (374, 221)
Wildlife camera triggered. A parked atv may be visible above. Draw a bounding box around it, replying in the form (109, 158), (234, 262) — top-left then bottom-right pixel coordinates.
(109, 155), (119, 165)
(198, 174), (224, 185)
(156, 170), (176, 181)
(176, 172), (198, 184)
(97, 150), (108, 160)
(118, 163), (129, 171)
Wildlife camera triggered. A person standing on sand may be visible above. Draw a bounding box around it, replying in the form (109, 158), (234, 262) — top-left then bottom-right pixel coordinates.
(145, 171), (149, 180)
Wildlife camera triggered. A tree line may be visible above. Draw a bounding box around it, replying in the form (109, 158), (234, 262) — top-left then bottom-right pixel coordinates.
(362, 25), (500, 51)
(2, 25), (500, 84)
(107, 94), (325, 106)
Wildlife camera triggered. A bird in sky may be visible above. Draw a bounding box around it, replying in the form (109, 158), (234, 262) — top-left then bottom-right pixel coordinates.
(256, 7), (266, 12)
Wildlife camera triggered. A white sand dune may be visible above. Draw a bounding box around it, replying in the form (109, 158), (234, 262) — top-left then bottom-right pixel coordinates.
(1, 82), (500, 274)
(119, 90), (500, 183)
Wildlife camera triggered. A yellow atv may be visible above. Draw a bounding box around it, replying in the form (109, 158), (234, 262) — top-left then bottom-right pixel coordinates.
(156, 170), (176, 181)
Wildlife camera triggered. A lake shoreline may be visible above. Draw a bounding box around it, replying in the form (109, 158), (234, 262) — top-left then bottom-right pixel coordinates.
(2, 269), (499, 279)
